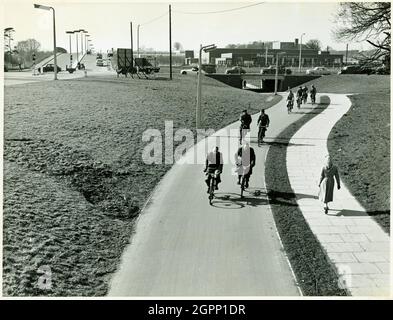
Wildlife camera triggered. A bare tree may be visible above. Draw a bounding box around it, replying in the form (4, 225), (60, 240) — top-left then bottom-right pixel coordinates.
(334, 2), (390, 67)
(173, 42), (183, 51)
(305, 39), (322, 51)
(16, 38), (41, 53)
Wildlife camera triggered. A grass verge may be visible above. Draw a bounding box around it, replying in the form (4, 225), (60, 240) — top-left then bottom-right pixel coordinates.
(303, 74), (390, 232)
(265, 96), (348, 296)
(3, 74), (281, 296)
(327, 92), (390, 233)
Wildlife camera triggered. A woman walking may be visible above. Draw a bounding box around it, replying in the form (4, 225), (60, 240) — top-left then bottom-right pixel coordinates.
(318, 156), (341, 214)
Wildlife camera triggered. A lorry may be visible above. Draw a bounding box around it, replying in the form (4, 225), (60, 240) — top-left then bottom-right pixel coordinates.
(134, 57), (160, 74)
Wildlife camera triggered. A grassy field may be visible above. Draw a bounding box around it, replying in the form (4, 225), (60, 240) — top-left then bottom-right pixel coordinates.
(3, 73), (281, 296)
(302, 74), (390, 233)
(265, 96), (347, 296)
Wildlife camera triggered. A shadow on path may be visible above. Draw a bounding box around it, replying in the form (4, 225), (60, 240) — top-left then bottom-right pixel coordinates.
(267, 190), (318, 207)
(211, 191), (268, 209)
(328, 209), (390, 217)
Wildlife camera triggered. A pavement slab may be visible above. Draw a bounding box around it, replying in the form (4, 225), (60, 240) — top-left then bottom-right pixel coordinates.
(286, 93), (391, 297)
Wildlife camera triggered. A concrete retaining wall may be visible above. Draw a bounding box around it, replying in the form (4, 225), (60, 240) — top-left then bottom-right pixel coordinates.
(206, 74), (320, 92)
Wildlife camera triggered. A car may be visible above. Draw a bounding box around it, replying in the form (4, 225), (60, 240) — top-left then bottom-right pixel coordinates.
(180, 66), (199, 75)
(261, 65), (292, 75)
(42, 64), (62, 72)
(338, 65), (371, 74)
(201, 64), (216, 74)
(372, 65), (389, 75)
(96, 59), (104, 67)
(306, 67), (331, 75)
(96, 53), (103, 59)
(225, 66), (246, 74)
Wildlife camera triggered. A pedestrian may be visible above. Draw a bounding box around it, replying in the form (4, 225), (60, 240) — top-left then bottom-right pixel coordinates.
(239, 109), (252, 144)
(318, 156), (341, 214)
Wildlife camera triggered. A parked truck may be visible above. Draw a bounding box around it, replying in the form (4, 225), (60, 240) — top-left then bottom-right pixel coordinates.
(134, 57), (160, 74)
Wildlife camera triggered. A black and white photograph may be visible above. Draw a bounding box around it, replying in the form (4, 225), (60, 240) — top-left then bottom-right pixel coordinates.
(1, 0), (391, 301)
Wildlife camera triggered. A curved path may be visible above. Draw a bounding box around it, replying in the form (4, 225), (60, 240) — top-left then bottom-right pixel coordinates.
(108, 95), (325, 296)
(286, 93), (390, 297)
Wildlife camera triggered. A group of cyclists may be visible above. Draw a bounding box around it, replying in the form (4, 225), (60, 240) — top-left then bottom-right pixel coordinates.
(203, 84), (317, 203)
(203, 108), (268, 202)
(287, 84), (317, 113)
(203, 141), (256, 202)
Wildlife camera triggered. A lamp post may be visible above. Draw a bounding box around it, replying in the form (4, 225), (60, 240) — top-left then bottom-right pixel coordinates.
(130, 22), (134, 69)
(34, 4), (57, 80)
(196, 44), (216, 129)
(66, 31), (74, 67)
(137, 24), (140, 58)
(274, 52), (286, 95)
(74, 30), (79, 62)
(85, 34), (90, 54)
(82, 30), (88, 55)
(79, 29), (86, 56)
(298, 32), (305, 72)
(88, 39), (92, 53)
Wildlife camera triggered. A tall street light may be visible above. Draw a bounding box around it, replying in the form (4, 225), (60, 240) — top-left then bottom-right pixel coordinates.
(88, 39), (92, 53)
(66, 31), (74, 67)
(196, 44), (216, 129)
(34, 4), (57, 80)
(137, 24), (140, 58)
(130, 22), (134, 69)
(82, 30), (88, 55)
(74, 30), (80, 62)
(79, 29), (86, 56)
(274, 52), (286, 95)
(298, 32), (305, 72)
(85, 34), (90, 54)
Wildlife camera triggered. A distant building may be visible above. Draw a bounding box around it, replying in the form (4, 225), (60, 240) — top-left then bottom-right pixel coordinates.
(207, 39), (344, 68)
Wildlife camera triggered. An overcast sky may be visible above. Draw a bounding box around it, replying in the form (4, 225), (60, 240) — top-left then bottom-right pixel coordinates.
(3, 0), (370, 53)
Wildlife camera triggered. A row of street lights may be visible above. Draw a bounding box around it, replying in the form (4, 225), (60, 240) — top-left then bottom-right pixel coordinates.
(65, 29), (92, 67)
(34, 3), (93, 80)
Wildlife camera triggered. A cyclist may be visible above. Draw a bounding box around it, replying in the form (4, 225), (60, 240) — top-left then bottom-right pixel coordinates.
(302, 85), (309, 104)
(296, 86), (303, 108)
(235, 142), (256, 189)
(239, 109), (252, 144)
(257, 109), (270, 145)
(203, 146), (224, 193)
(287, 89), (294, 113)
(310, 84), (317, 104)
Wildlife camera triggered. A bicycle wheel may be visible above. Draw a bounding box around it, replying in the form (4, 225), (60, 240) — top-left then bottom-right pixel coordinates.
(240, 176), (245, 198)
(209, 177), (215, 205)
(257, 127), (262, 146)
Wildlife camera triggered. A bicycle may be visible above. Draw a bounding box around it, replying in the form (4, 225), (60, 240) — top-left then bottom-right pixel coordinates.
(239, 127), (249, 144)
(237, 165), (250, 198)
(302, 93), (308, 104)
(287, 99), (294, 113)
(296, 96), (302, 109)
(311, 93), (316, 105)
(206, 170), (220, 205)
(258, 125), (268, 146)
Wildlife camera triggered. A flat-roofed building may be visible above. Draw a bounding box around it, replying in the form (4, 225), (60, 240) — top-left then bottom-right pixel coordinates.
(206, 39), (343, 68)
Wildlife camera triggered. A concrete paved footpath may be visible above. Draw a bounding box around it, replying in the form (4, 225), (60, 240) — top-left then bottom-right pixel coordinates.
(108, 96), (321, 296)
(286, 93), (391, 297)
